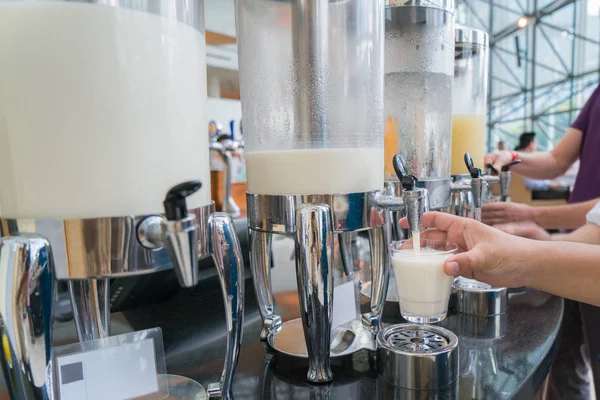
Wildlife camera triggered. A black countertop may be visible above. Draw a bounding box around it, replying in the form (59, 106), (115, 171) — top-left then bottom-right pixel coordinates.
(0, 278), (563, 400)
(112, 281), (562, 400)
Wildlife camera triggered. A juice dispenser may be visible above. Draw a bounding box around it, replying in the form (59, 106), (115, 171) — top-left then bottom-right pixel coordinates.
(237, 0), (388, 383)
(0, 1), (243, 399)
(451, 25), (489, 176)
(448, 26), (509, 318)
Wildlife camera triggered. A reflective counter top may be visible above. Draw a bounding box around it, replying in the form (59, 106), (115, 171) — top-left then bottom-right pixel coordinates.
(0, 235), (563, 400)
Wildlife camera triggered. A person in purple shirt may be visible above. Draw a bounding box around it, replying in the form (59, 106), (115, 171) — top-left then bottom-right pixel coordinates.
(484, 83), (600, 399)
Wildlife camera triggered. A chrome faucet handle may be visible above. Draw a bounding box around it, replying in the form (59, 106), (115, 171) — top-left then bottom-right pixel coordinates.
(162, 181), (202, 288)
(295, 204), (334, 383)
(0, 235), (55, 400)
(208, 213), (245, 400)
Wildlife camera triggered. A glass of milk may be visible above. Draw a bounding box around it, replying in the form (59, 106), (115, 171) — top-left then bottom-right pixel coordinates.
(390, 239), (458, 324)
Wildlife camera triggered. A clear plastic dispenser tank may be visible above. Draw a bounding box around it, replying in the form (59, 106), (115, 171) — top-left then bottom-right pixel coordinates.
(238, 0), (385, 196)
(0, 1), (211, 219)
(384, 0), (455, 209)
(452, 25), (490, 175)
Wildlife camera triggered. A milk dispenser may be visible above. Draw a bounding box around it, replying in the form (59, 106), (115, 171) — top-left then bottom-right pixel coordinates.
(237, 0), (389, 383)
(0, 1), (243, 399)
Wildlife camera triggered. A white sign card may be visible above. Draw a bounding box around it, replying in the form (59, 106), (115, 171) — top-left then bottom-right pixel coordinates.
(52, 328), (167, 400)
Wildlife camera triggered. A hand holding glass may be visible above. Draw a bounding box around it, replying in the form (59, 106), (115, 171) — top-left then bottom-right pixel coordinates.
(390, 239), (458, 324)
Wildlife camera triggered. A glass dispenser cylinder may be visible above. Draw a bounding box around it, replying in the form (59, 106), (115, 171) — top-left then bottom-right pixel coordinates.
(238, 0), (385, 196)
(0, 0), (210, 219)
(451, 25), (490, 175)
(384, 0), (455, 207)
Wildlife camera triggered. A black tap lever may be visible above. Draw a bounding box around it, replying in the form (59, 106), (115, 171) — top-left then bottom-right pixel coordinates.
(486, 163), (499, 175)
(163, 180), (202, 221)
(464, 153), (482, 179)
(501, 159), (521, 172)
(393, 154), (418, 191)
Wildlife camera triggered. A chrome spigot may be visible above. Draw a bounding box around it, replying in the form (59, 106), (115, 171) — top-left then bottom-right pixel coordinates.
(464, 153), (487, 222)
(487, 159), (521, 202)
(210, 134), (244, 217)
(138, 181), (202, 288)
(392, 154), (429, 234)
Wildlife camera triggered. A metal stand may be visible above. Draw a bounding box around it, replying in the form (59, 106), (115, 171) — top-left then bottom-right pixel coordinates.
(295, 204), (334, 382)
(207, 213), (245, 400)
(69, 279), (110, 342)
(0, 201), (245, 399)
(247, 191), (389, 383)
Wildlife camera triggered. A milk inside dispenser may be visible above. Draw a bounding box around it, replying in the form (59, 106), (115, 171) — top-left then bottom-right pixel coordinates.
(0, 1), (243, 399)
(237, 0), (390, 383)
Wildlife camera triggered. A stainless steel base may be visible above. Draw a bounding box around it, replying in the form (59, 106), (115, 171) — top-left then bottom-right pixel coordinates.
(454, 278), (508, 316)
(267, 318), (375, 359)
(376, 324), (459, 390)
(0, 203), (215, 280)
(248, 192), (390, 383)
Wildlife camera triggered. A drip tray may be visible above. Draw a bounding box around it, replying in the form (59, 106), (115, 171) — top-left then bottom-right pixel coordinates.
(377, 324), (459, 390)
(268, 318), (375, 358)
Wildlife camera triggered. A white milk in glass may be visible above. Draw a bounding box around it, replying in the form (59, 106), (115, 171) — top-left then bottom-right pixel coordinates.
(392, 248), (454, 318)
(245, 148), (384, 195)
(0, 2), (210, 219)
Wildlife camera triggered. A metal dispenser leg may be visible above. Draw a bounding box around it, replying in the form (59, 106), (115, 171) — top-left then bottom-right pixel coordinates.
(362, 224), (390, 332)
(207, 213), (245, 400)
(249, 229), (281, 340)
(295, 204), (334, 383)
(69, 278), (110, 342)
(338, 232), (354, 278)
(0, 235), (55, 400)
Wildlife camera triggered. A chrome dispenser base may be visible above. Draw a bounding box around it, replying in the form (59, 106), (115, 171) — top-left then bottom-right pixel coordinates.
(267, 318), (375, 359)
(454, 278), (508, 316)
(247, 191), (389, 383)
(0, 203), (245, 400)
(376, 324), (459, 390)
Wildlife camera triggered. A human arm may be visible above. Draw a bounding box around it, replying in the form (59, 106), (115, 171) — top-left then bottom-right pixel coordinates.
(484, 128), (582, 179)
(401, 212), (600, 307)
(482, 197), (599, 229)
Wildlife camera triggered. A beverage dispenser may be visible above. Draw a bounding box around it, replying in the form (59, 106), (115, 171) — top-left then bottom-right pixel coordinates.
(451, 25), (489, 176)
(0, 1), (243, 399)
(237, 0), (388, 383)
(448, 26), (510, 318)
(384, 0), (455, 212)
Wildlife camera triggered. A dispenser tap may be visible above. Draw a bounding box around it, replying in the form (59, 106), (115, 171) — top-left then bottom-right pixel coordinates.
(464, 153), (487, 222)
(210, 133), (243, 217)
(138, 181), (201, 288)
(392, 154), (428, 234)
(487, 159), (521, 202)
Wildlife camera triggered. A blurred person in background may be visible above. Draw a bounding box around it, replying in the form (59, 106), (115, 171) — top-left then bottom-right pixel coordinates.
(513, 132), (565, 193)
(484, 83), (600, 400)
(496, 140), (505, 151)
